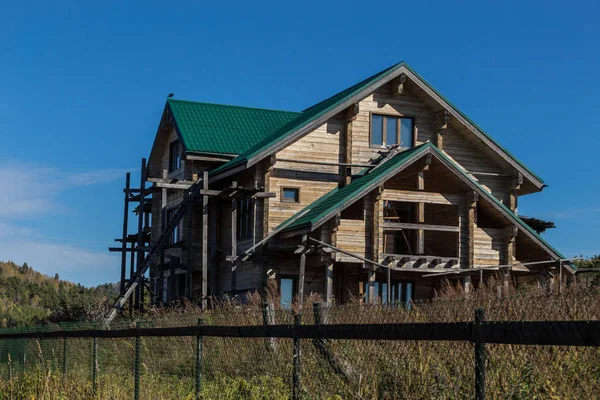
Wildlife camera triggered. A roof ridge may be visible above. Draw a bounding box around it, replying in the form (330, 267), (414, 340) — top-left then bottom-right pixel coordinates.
(167, 98), (301, 115)
(301, 61), (404, 113)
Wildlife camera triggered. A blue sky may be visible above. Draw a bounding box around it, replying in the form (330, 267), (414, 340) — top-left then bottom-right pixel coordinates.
(0, 1), (598, 286)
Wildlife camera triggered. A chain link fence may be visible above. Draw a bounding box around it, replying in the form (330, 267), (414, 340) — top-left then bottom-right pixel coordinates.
(0, 282), (598, 399)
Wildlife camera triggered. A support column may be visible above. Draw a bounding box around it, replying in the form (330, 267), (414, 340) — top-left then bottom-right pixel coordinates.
(186, 203), (193, 300)
(298, 234), (307, 309)
(416, 171), (425, 255)
(467, 192), (478, 269)
(120, 173), (131, 296)
(341, 104), (359, 187)
(231, 198), (237, 292)
(135, 158), (147, 312)
(201, 170), (209, 309)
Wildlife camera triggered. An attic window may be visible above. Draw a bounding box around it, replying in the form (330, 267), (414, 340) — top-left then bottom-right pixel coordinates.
(169, 140), (182, 173)
(371, 115), (414, 148)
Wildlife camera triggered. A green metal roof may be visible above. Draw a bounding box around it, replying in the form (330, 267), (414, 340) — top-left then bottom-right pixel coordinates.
(167, 99), (301, 155)
(282, 144), (427, 230)
(278, 142), (570, 268)
(209, 62), (543, 185)
(210, 62), (405, 175)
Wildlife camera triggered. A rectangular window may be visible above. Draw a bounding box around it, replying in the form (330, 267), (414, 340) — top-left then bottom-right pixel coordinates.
(363, 280), (414, 308)
(370, 114), (414, 148)
(281, 187), (300, 203)
(169, 140), (182, 173)
(236, 198), (253, 240)
(166, 208), (180, 244)
(280, 276), (297, 308)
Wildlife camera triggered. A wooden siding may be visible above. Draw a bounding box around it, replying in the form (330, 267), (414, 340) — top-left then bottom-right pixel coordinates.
(336, 219), (367, 257)
(473, 227), (504, 267)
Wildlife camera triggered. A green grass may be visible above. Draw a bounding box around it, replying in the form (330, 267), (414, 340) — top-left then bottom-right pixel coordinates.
(0, 278), (598, 399)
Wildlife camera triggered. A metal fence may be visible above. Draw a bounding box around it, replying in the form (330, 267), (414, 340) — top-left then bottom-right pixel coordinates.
(0, 298), (598, 399)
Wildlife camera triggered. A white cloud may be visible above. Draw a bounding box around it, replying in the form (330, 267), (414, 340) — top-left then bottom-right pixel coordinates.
(0, 162), (129, 219)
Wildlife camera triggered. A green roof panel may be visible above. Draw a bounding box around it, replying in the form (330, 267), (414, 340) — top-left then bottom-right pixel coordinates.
(167, 99), (301, 155)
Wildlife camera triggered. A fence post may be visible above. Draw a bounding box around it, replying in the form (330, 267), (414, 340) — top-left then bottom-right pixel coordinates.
(195, 318), (203, 399)
(475, 309), (486, 400)
(292, 312), (302, 400)
(62, 337), (67, 377)
(262, 302), (275, 350)
(92, 335), (98, 395)
(134, 325), (141, 400)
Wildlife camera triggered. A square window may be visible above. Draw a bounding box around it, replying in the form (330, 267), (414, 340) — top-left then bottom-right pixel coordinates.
(281, 187), (300, 203)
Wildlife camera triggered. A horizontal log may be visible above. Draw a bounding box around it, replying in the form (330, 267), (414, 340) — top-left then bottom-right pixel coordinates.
(0, 321), (597, 346)
(382, 222), (460, 233)
(382, 189), (463, 205)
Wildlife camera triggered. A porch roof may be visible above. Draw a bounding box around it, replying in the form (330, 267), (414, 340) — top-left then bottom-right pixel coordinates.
(278, 142), (573, 271)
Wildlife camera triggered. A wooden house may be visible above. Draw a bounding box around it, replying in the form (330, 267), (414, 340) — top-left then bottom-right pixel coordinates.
(114, 61), (573, 310)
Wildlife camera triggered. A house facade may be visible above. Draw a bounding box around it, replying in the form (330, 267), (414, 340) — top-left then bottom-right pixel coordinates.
(126, 62), (572, 308)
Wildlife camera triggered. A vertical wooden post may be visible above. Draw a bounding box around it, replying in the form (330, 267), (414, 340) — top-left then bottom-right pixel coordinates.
(292, 312), (302, 400)
(186, 202), (194, 301)
(475, 309), (486, 400)
(158, 250), (165, 305)
(262, 302), (276, 350)
(120, 173), (131, 296)
(387, 264), (391, 304)
(202, 170), (209, 309)
(62, 337), (67, 379)
(135, 158), (147, 312)
(231, 198), (237, 292)
(134, 327), (141, 400)
(467, 192), (478, 269)
(368, 269), (376, 304)
(209, 205), (218, 300)
(92, 336), (98, 395)
(298, 234), (307, 309)
(325, 260), (334, 305)
(129, 241), (135, 315)
(416, 170), (425, 255)
(195, 318), (203, 399)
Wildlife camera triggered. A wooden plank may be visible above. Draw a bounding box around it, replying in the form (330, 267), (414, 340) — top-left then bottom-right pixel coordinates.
(382, 222), (460, 233)
(119, 173), (131, 296)
(135, 158), (147, 311)
(186, 203), (193, 300)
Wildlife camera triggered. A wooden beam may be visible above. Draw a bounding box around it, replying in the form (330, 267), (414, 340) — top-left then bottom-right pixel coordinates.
(298, 234), (307, 308)
(309, 238), (389, 270)
(119, 173), (131, 296)
(467, 192), (477, 269)
(275, 157), (373, 169)
(184, 154), (234, 162)
(201, 170), (209, 309)
(434, 110), (450, 150)
(382, 222), (460, 233)
(135, 158), (147, 312)
(416, 171), (425, 255)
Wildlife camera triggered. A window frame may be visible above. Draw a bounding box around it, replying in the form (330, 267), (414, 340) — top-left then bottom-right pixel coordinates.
(280, 187), (301, 203)
(168, 140), (182, 173)
(369, 112), (416, 149)
(236, 198), (254, 241)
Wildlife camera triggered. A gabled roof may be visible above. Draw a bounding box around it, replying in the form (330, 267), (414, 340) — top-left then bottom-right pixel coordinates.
(167, 99), (301, 155)
(278, 142), (572, 271)
(209, 62), (544, 188)
(210, 62), (404, 176)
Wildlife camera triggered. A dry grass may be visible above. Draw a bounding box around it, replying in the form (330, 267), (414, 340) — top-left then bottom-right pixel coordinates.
(0, 278), (598, 399)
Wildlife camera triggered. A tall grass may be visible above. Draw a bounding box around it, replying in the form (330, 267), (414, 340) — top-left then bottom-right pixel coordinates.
(0, 278), (598, 399)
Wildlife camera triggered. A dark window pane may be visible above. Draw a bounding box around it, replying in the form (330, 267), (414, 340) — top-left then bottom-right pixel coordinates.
(371, 115), (383, 146)
(282, 188), (299, 202)
(280, 278), (294, 308)
(400, 118), (414, 148)
(385, 117), (398, 145)
(169, 141), (181, 173)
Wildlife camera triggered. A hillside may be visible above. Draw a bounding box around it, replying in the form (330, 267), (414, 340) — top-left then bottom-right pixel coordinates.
(0, 261), (118, 327)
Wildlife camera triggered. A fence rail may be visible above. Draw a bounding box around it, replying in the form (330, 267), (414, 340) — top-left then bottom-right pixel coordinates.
(0, 320), (598, 345)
